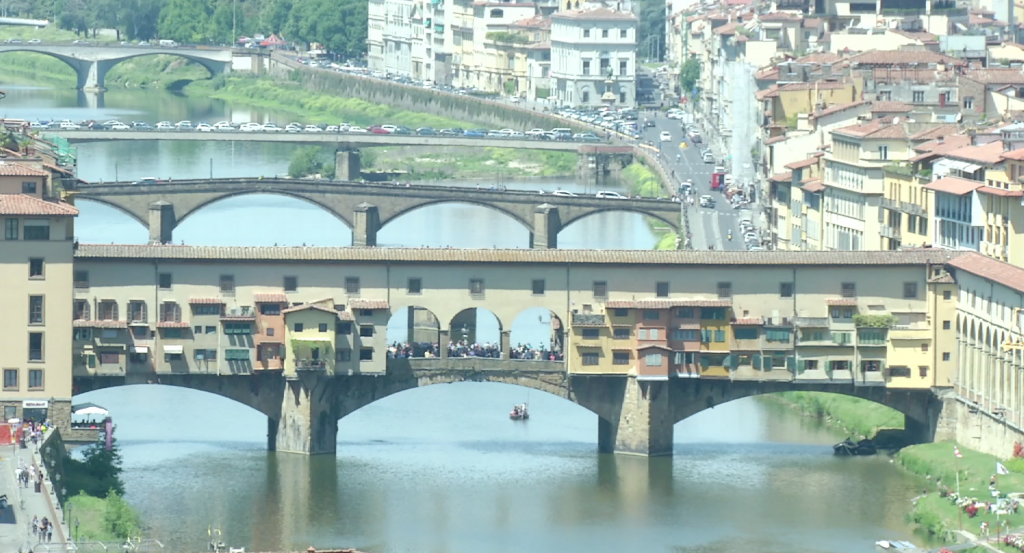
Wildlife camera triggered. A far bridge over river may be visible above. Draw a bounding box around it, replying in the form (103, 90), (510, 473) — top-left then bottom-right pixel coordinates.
(70, 178), (683, 248)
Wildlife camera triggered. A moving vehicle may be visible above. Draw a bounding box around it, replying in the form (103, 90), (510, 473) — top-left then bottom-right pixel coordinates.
(213, 121), (235, 131)
(711, 172), (726, 191)
(262, 123), (282, 132)
(552, 190), (577, 197)
(416, 127), (437, 135)
(526, 128), (547, 137)
(303, 125), (323, 133)
(659, 131), (672, 142)
(132, 177), (159, 185)
(175, 120), (192, 130)
(239, 123), (262, 132)
(596, 191), (627, 199)
(285, 123), (303, 133)
(699, 195), (714, 208)
(510, 403), (529, 421)
(158, 39), (177, 47)
(109, 122), (131, 130)
(703, 152), (714, 164)
(195, 123), (213, 132)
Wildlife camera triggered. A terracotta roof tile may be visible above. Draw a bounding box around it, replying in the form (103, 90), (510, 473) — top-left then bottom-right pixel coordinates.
(189, 297), (224, 305)
(0, 194), (78, 216)
(73, 245), (968, 267)
(0, 162), (48, 176)
(811, 100), (869, 119)
(848, 50), (965, 67)
(785, 157), (819, 170)
(947, 252), (1024, 294)
(765, 135), (788, 145)
(770, 171), (793, 182)
(945, 141), (1007, 165)
(73, 319), (128, 329)
(833, 118), (909, 139)
(253, 293), (288, 303)
(929, 273), (956, 284)
(825, 298), (858, 306)
(220, 314), (257, 321)
(281, 304), (339, 315)
(635, 299), (732, 308)
(350, 299), (390, 310)
(338, 311), (355, 321)
(964, 68), (1024, 84)
(1001, 147), (1024, 161)
(923, 176), (984, 196)
(911, 125), (961, 141)
(801, 180), (825, 193)
(977, 186), (1023, 197)
(605, 300), (636, 308)
(731, 317), (763, 325)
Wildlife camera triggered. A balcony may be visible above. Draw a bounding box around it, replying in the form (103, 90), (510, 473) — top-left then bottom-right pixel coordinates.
(901, 201), (926, 216)
(572, 313), (605, 326)
(880, 225), (901, 240)
(795, 317), (829, 327)
(880, 197), (900, 210)
(295, 359), (328, 371)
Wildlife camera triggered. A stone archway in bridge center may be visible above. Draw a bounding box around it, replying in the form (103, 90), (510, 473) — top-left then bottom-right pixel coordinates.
(386, 305), (443, 358)
(558, 207), (681, 235)
(508, 307), (565, 361)
(448, 308), (505, 358)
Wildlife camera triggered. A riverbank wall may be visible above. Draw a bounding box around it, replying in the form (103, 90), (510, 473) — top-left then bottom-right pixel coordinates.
(269, 53), (579, 132)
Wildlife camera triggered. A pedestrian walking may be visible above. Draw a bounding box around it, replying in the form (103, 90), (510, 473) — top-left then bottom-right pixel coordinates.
(47, 526), (52, 542)
(31, 515), (38, 537)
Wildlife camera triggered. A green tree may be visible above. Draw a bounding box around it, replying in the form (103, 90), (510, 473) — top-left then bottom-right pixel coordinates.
(158, 0), (211, 43)
(57, 0), (92, 35)
(259, 0), (293, 34)
(288, 146), (325, 178)
(680, 57), (700, 94)
(122, 0), (162, 41)
(102, 490), (142, 540)
(64, 438), (126, 498)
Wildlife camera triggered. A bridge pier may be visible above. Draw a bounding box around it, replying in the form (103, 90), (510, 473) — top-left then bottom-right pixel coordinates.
(597, 377), (674, 456)
(335, 149), (361, 181)
(531, 204), (561, 249)
(268, 377), (339, 455)
(148, 201), (176, 245)
(352, 203), (380, 247)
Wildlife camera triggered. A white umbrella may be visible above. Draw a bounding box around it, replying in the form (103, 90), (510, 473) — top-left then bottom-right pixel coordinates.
(72, 406), (108, 417)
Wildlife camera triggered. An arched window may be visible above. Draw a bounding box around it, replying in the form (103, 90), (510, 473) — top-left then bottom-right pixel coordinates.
(490, 8), (504, 17)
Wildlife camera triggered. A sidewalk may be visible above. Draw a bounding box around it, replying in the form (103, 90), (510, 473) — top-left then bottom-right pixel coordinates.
(0, 440), (69, 552)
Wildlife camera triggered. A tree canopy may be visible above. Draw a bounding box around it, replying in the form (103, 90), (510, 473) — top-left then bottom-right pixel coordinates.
(9, 0), (368, 59)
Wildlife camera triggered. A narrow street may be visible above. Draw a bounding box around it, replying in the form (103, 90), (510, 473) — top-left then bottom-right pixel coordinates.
(639, 110), (754, 251)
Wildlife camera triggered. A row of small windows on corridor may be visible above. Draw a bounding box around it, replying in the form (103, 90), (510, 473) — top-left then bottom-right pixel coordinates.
(4, 218), (51, 240)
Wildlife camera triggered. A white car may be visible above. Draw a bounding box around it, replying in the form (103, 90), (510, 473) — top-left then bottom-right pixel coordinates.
(213, 121), (235, 131)
(195, 123), (213, 132)
(380, 124), (397, 133)
(325, 125), (339, 133)
(596, 191), (627, 199)
(262, 123), (282, 132)
(659, 131), (672, 142)
(348, 126), (368, 133)
(526, 128), (546, 137)
(155, 121), (174, 130)
(239, 123), (262, 132)
(744, 232), (759, 242)
(304, 125), (323, 133)
(552, 190), (577, 197)
(285, 123), (303, 133)
(109, 122), (131, 130)
(175, 120), (192, 129)
(59, 121), (81, 130)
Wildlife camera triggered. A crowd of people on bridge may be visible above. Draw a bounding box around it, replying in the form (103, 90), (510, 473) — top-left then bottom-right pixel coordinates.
(386, 340), (563, 361)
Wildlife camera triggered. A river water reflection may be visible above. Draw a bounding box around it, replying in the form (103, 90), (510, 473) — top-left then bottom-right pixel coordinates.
(4, 82), (930, 552)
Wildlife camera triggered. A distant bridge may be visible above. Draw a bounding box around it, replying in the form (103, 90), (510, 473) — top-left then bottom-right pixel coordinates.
(0, 43), (234, 89)
(48, 129), (606, 152)
(70, 177), (682, 248)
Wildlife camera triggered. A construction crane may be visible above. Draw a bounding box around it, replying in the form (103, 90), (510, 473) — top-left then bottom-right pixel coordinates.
(1002, 307), (1024, 351)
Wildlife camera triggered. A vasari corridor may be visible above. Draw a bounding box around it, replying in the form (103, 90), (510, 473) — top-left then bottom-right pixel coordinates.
(5, 2), (1024, 552)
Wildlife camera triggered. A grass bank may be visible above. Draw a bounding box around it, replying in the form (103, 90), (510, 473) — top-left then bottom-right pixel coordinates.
(771, 391), (904, 438)
(620, 161), (677, 249)
(899, 442), (1024, 541)
(187, 75), (473, 130)
(366, 146), (577, 180)
(66, 491), (142, 542)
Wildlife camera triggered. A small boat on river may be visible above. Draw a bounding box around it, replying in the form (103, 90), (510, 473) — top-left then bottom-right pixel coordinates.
(874, 539), (917, 550)
(833, 437), (877, 456)
(510, 403), (529, 421)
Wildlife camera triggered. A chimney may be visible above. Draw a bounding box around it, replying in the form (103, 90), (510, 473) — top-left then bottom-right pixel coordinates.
(937, 135), (944, 144)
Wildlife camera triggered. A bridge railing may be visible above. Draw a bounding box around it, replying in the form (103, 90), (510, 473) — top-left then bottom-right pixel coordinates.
(389, 357), (565, 372)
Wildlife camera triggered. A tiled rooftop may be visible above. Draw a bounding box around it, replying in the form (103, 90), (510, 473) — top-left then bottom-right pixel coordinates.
(833, 118), (909, 139)
(254, 293), (289, 303)
(964, 68), (1024, 85)
(871, 101), (913, 113)
(73, 320), (127, 329)
(0, 194), (79, 216)
(0, 162), (48, 176)
(189, 298), (224, 305)
(923, 176), (984, 196)
(945, 140), (1006, 165)
(948, 252), (1024, 294)
(281, 304), (339, 316)
(848, 50), (965, 67)
(74, 245), (967, 267)
(350, 299), (391, 310)
(551, 7), (636, 20)
(785, 157), (819, 170)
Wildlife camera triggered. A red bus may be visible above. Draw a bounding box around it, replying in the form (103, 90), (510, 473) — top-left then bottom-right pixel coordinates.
(711, 172), (725, 191)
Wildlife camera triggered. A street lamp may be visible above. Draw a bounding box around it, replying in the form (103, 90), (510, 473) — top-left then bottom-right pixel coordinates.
(62, 488), (69, 524)
(74, 518), (79, 543)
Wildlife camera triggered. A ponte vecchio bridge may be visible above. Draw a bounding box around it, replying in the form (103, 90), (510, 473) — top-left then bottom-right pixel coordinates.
(69, 178), (683, 248)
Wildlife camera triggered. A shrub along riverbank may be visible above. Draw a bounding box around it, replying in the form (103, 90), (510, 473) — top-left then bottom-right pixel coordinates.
(620, 161), (677, 250)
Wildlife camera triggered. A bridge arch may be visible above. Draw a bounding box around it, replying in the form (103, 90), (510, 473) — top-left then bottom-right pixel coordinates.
(385, 304), (442, 357)
(71, 196), (150, 228)
(0, 49), (92, 87)
(560, 207), (680, 234)
(379, 199), (533, 235)
(73, 374), (286, 419)
(175, 190), (355, 230)
(0, 47), (229, 89)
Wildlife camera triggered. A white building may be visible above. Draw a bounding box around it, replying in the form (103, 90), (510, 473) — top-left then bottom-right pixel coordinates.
(383, 0), (416, 76)
(368, 0), (386, 72)
(550, 6), (638, 108)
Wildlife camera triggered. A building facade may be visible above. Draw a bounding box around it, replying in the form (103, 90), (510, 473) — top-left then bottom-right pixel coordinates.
(550, 7), (637, 108)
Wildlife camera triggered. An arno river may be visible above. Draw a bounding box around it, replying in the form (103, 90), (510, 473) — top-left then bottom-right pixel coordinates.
(3, 83), (932, 553)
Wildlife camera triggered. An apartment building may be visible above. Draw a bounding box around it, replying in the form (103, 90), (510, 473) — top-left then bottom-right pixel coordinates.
(566, 254), (953, 391)
(0, 162), (77, 429)
(550, 6), (638, 107)
(368, 0), (386, 72)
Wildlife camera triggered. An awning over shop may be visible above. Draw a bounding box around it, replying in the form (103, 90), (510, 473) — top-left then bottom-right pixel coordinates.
(133, 346), (149, 354)
(163, 345), (184, 354)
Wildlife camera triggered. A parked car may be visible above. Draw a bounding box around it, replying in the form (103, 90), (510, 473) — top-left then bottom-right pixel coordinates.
(195, 123), (214, 132)
(109, 122), (131, 130)
(285, 123), (303, 133)
(416, 127), (437, 136)
(303, 125), (323, 133)
(175, 120), (192, 130)
(552, 190), (577, 197)
(132, 177), (159, 185)
(596, 191), (627, 199)
(262, 123), (282, 132)
(463, 129), (486, 138)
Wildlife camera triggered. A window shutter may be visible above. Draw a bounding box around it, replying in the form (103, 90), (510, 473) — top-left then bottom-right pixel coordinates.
(787, 356), (796, 370)
(752, 354), (762, 370)
(88, 355), (96, 368)
(723, 354), (735, 369)
(175, 304), (181, 322)
(797, 359), (806, 373)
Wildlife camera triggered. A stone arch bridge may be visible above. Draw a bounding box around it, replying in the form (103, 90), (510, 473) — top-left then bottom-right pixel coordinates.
(70, 178), (683, 249)
(73, 363), (943, 457)
(0, 43), (232, 90)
